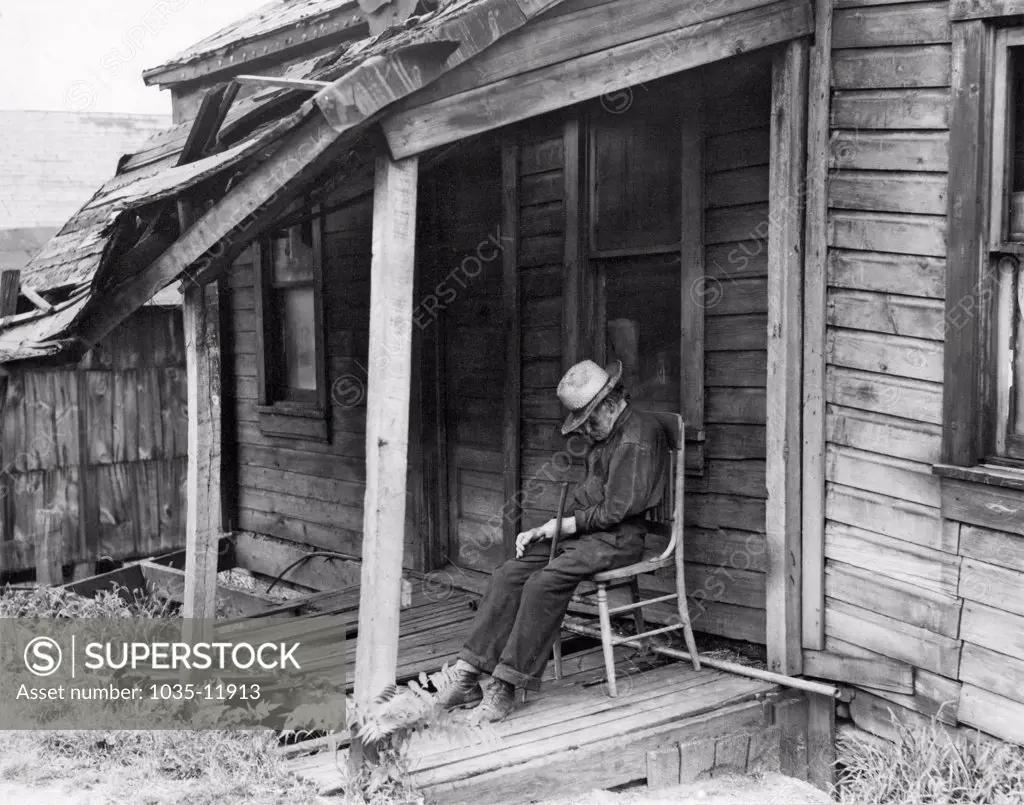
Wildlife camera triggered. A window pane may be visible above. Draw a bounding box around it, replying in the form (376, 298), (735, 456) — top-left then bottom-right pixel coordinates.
(271, 222), (315, 283)
(278, 287), (318, 392)
(603, 255), (681, 411)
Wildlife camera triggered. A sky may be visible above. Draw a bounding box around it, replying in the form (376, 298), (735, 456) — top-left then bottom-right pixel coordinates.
(0, 0), (269, 116)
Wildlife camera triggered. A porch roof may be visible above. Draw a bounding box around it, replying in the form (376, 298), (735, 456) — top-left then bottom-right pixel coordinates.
(0, 0), (560, 365)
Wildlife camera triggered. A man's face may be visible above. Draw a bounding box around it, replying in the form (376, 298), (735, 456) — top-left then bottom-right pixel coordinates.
(581, 400), (617, 442)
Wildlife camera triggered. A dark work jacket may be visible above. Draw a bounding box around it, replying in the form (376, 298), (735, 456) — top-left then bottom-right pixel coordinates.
(569, 406), (669, 543)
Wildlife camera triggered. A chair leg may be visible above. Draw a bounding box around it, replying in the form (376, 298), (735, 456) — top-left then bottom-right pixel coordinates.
(552, 631), (563, 680)
(596, 583), (617, 697)
(628, 577), (644, 638)
(675, 561), (701, 671)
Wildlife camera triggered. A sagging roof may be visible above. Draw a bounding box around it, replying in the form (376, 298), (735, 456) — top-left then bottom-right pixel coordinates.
(142, 0), (366, 87)
(0, 0), (563, 365)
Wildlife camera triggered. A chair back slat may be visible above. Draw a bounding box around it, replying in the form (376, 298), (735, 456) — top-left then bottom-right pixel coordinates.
(641, 411), (684, 560)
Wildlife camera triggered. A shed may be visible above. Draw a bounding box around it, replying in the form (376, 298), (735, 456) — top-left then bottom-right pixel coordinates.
(0, 111), (187, 581)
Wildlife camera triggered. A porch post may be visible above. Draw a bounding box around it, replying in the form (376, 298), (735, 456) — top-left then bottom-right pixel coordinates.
(766, 38), (809, 676)
(183, 280), (224, 640)
(354, 154), (419, 710)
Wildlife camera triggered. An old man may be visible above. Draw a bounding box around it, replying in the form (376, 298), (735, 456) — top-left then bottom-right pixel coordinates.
(434, 358), (669, 722)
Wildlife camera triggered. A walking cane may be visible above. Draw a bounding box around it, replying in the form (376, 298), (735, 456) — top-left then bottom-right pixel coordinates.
(548, 482), (570, 680)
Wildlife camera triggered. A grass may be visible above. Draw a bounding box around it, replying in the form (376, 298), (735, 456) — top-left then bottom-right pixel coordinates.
(836, 716), (1024, 804)
(0, 583), (334, 805)
(0, 729), (331, 805)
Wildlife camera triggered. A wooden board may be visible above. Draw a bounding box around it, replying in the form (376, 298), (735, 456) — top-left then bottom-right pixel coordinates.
(825, 560), (961, 637)
(825, 365), (943, 424)
(827, 249), (945, 299)
(802, 648), (913, 693)
(831, 88), (950, 129)
(384, 0), (814, 157)
(831, 45), (951, 90)
(958, 684), (1024, 745)
(960, 599), (1024, 662)
(959, 556), (1024, 617)
(825, 443), (939, 508)
(826, 482), (950, 552)
(829, 171), (946, 216)
(832, 3), (950, 49)
(826, 404), (941, 464)
(828, 211), (945, 258)
(824, 597), (961, 677)
(959, 523), (1024, 573)
(827, 289), (944, 340)
(940, 478), (1024, 538)
(825, 520), (959, 596)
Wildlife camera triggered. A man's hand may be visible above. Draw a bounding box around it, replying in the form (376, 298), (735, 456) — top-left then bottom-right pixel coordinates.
(515, 521), (555, 558)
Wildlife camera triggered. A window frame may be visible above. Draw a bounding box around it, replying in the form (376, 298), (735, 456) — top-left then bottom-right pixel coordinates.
(253, 204), (329, 440)
(939, 19), (1024, 482)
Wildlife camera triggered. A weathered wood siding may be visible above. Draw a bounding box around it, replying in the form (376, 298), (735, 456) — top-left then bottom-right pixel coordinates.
(813, 0), (1024, 748)
(0, 307), (187, 575)
(691, 54), (773, 643)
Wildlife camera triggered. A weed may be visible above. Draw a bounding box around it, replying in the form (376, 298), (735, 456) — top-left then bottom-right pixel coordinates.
(837, 715), (1024, 804)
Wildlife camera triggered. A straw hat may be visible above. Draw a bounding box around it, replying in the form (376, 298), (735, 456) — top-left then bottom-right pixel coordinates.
(557, 359), (623, 436)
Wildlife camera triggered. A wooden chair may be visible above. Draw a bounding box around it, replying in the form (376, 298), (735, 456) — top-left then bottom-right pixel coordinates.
(551, 411), (700, 696)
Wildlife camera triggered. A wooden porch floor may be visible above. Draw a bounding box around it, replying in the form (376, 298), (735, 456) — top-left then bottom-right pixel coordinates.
(281, 586), (786, 804)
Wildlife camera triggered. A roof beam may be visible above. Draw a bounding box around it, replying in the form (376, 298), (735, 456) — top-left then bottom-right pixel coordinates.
(383, 0), (814, 158)
(236, 75), (330, 92)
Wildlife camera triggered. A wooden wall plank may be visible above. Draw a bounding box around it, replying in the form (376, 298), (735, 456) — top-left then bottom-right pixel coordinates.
(940, 478), (1024, 538)
(706, 351), (767, 387)
(829, 171), (947, 215)
(831, 45), (951, 90)
(826, 365), (943, 424)
(825, 597), (961, 677)
(959, 556), (1024, 617)
(826, 444), (939, 508)
(705, 314), (768, 351)
(959, 523), (1024, 573)
(959, 642), (1024, 706)
(827, 289), (945, 340)
(826, 482), (949, 551)
(826, 328), (943, 383)
(825, 520), (959, 596)
(832, 3), (950, 49)
(826, 404), (941, 464)
(958, 685), (1024, 745)
(828, 249), (945, 298)
(705, 387), (766, 424)
(830, 131), (949, 172)
(825, 560), (961, 637)
(828, 211), (946, 257)
(961, 599), (1024, 662)
(831, 88), (950, 129)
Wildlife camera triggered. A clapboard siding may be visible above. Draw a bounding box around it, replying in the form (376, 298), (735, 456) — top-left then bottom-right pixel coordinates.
(832, 45), (951, 90)
(813, 6), (970, 745)
(831, 88), (950, 129)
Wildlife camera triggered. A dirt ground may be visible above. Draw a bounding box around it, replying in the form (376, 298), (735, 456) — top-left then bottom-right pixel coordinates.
(0, 772), (831, 804)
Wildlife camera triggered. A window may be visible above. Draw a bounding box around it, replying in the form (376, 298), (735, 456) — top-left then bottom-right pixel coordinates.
(584, 78), (706, 474)
(254, 207), (328, 440)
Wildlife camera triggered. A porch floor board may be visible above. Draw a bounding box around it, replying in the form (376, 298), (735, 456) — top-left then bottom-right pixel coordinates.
(282, 591), (781, 804)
